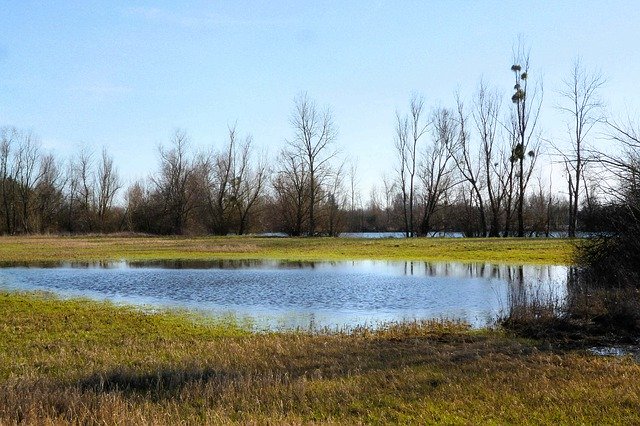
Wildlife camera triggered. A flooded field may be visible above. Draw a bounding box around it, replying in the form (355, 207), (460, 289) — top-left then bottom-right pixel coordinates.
(0, 260), (567, 330)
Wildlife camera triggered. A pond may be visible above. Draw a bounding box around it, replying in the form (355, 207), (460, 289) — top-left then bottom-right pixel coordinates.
(339, 232), (464, 238)
(0, 260), (567, 331)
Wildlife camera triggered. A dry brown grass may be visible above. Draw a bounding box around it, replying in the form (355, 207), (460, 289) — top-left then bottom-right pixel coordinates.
(1, 292), (638, 424)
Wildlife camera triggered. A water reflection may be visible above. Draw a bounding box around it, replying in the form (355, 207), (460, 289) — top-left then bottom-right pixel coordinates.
(0, 259), (567, 331)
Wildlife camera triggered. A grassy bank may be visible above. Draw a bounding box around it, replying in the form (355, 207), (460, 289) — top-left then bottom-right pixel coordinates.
(0, 292), (638, 424)
(0, 235), (574, 264)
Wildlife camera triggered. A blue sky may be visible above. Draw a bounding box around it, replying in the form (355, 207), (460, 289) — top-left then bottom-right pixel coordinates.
(1, 1), (639, 197)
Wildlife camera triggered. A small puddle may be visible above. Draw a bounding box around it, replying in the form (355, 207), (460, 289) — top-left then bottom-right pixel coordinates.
(589, 346), (640, 361)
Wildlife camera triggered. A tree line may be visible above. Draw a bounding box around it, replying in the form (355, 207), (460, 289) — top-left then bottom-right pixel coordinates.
(0, 48), (622, 237)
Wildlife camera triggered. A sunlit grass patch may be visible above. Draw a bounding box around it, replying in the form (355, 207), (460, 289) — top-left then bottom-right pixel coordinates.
(0, 291), (250, 380)
(0, 235), (575, 264)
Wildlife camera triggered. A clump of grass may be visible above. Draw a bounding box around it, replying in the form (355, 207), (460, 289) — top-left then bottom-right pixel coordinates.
(2, 292), (640, 424)
(570, 234), (640, 336)
(350, 319), (472, 339)
(499, 267), (640, 344)
(499, 233), (640, 343)
(498, 277), (572, 340)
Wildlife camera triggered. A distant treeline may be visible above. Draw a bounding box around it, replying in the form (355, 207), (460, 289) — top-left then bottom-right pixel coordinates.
(0, 119), (610, 237)
(0, 47), (628, 237)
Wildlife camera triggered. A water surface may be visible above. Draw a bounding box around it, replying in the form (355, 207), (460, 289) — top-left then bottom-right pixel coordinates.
(0, 260), (566, 331)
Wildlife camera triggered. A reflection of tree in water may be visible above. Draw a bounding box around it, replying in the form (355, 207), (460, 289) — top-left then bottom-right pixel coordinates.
(402, 261), (561, 287)
(564, 265), (640, 336)
(503, 264), (569, 326)
(502, 261), (640, 341)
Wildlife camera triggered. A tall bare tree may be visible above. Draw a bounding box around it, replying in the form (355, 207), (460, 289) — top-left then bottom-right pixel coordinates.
(228, 132), (267, 235)
(73, 148), (95, 231)
(124, 180), (156, 233)
(273, 149), (309, 236)
(381, 173), (396, 230)
(395, 95), (428, 237)
(96, 148), (121, 231)
(13, 131), (41, 233)
(418, 107), (456, 235)
(501, 118), (518, 236)
(324, 161), (347, 236)
(450, 96), (487, 236)
(601, 118), (640, 204)
(197, 126), (237, 235)
(509, 42), (543, 236)
(153, 130), (195, 235)
(474, 81), (505, 237)
(35, 153), (64, 233)
(346, 160), (363, 231)
(192, 125), (266, 235)
(62, 157), (78, 232)
(0, 127), (18, 234)
(287, 93), (338, 235)
(556, 58), (605, 237)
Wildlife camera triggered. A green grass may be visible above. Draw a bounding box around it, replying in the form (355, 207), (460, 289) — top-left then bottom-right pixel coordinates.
(0, 235), (575, 264)
(1, 292), (638, 424)
(0, 237), (586, 423)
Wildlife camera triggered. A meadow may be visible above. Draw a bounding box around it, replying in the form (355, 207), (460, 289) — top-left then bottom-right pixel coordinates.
(3, 236), (626, 424)
(0, 235), (574, 264)
(1, 292), (639, 424)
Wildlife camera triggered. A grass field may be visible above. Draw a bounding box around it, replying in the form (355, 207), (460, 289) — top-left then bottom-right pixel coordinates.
(0, 237), (594, 423)
(0, 235), (575, 264)
(1, 292), (638, 424)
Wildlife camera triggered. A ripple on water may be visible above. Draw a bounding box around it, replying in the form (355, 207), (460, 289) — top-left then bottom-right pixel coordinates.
(0, 260), (567, 331)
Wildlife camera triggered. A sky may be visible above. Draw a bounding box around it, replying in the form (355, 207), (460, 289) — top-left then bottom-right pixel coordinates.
(1, 1), (639, 200)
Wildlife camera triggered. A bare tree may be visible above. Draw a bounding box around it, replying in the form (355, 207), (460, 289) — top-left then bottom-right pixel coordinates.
(395, 115), (411, 236)
(228, 133), (267, 235)
(124, 180), (157, 233)
(526, 174), (553, 236)
(349, 160), (359, 213)
(273, 149), (309, 236)
(35, 153), (64, 233)
(10, 131), (41, 233)
(556, 58), (605, 237)
(197, 126), (237, 235)
(381, 173), (396, 230)
(395, 94), (428, 237)
(96, 148), (121, 231)
(62, 157), (79, 232)
(418, 107), (456, 236)
(0, 127), (18, 234)
(73, 148), (95, 231)
(474, 81), (506, 237)
(347, 160), (363, 231)
(601, 118), (640, 204)
(509, 42), (543, 236)
(450, 96), (487, 236)
(153, 130), (195, 235)
(367, 185), (383, 231)
(324, 161), (347, 236)
(191, 125), (267, 235)
(287, 93), (338, 235)
(501, 118), (519, 236)
(60, 149), (104, 234)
